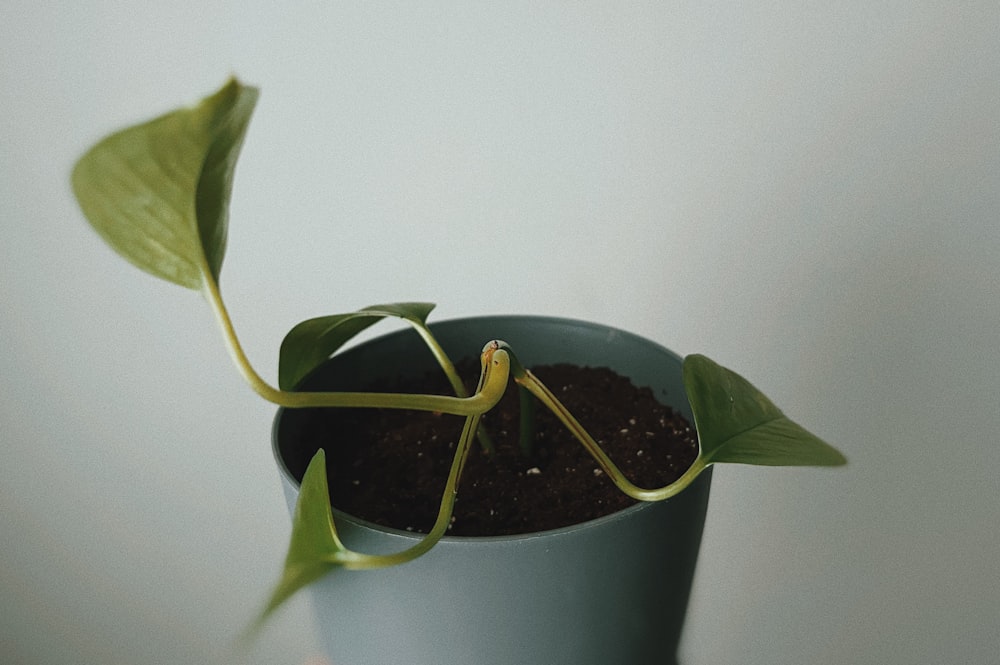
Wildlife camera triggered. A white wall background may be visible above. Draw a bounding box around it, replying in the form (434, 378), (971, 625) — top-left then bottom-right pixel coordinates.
(2, 2), (997, 664)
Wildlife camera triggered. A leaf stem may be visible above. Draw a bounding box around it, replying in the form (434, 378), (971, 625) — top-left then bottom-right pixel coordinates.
(325, 348), (498, 569)
(408, 321), (495, 454)
(200, 276), (509, 416)
(498, 342), (709, 501)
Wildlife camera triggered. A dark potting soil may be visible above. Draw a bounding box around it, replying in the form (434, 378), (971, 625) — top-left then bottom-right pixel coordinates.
(294, 360), (699, 537)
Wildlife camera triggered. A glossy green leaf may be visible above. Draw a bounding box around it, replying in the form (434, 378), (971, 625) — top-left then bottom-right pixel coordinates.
(71, 78), (258, 289)
(258, 449), (343, 623)
(683, 354), (847, 467)
(279, 302), (436, 390)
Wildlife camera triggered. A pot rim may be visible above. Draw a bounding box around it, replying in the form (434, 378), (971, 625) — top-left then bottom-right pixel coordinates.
(271, 313), (700, 545)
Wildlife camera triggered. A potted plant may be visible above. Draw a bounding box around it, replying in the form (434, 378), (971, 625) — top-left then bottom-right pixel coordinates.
(70, 78), (846, 665)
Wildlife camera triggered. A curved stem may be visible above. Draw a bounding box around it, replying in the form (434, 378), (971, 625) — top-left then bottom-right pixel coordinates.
(409, 323), (466, 397)
(337, 411), (482, 569)
(201, 277), (509, 415)
(408, 320), (495, 454)
(326, 348), (497, 569)
(499, 342), (709, 501)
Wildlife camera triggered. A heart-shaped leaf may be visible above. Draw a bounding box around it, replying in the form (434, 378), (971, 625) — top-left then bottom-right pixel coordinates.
(279, 302), (436, 390)
(683, 354), (846, 466)
(257, 449), (344, 624)
(71, 78), (258, 289)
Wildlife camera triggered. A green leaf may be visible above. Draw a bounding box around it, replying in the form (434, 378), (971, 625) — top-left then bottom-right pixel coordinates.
(257, 449), (344, 623)
(683, 354), (847, 467)
(71, 78), (258, 289)
(279, 302), (436, 390)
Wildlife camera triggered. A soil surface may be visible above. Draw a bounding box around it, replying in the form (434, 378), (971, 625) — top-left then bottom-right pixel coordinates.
(293, 359), (699, 536)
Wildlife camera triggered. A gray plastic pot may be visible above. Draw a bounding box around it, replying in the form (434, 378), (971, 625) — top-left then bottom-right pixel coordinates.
(273, 315), (711, 665)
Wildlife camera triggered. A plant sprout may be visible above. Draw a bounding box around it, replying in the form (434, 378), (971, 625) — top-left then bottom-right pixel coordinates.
(71, 78), (846, 627)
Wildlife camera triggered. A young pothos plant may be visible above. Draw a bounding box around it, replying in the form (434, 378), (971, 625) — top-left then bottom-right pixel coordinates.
(71, 78), (846, 630)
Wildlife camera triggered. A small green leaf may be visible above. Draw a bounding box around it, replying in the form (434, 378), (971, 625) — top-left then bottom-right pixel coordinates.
(257, 450), (343, 623)
(279, 302), (436, 390)
(683, 354), (847, 467)
(71, 78), (258, 289)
